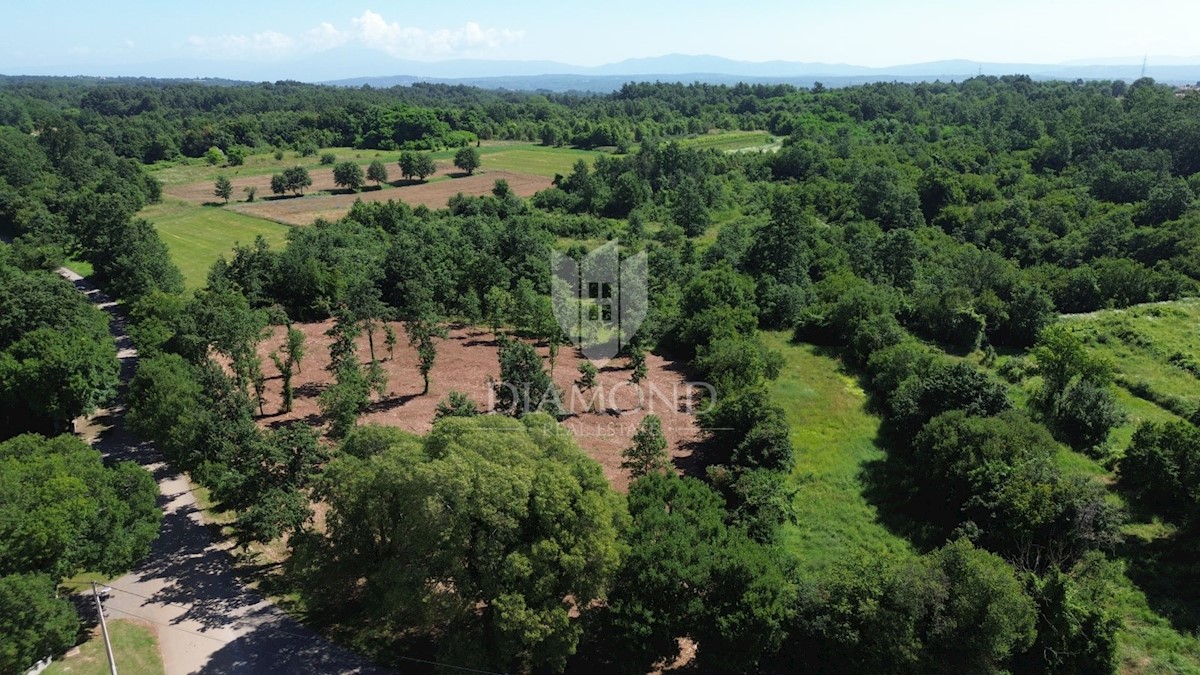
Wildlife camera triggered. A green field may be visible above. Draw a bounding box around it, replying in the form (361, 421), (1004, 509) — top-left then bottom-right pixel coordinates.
(45, 619), (165, 675)
(462, 144), (603, 177)
(140, 199), (291, 288)
(149, 142), (603, 188)
(762, 332), (913, 570)
(1062, 299), (1200, 448)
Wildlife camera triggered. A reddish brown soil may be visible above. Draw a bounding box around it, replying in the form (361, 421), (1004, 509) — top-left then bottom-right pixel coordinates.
(252, 321), (705, 492)
(165, 162), (462, 204)
(168, 170), (551, 226)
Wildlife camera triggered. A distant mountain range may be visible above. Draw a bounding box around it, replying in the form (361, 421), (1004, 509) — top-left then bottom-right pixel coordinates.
(7, 52), (1200, 91)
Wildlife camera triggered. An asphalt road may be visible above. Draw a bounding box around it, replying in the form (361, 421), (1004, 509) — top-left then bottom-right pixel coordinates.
(62, 267), (390, 675)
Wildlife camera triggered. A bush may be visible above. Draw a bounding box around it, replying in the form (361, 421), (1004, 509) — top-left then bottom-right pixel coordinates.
(319, 152), (336, 165)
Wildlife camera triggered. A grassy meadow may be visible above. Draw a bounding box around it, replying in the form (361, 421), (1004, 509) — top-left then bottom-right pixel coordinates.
(761, 332), (913, 570)
(139, 199), (291, 288)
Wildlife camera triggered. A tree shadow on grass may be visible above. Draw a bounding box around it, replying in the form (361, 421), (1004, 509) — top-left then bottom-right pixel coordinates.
(1121, 530), (1200, 634)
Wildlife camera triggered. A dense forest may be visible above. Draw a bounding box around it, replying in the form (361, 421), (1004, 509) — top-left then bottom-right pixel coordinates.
(2, 73), (1200, 673)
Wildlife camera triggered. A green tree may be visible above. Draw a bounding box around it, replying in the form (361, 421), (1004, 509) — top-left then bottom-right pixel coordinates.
(1121, 420), (1200, 524)
(406, 317), (447, 394)
(485, 285), (513, 335)
(204, 145), (225, 166)
(383, 323), (397, 361)
(397, 150), (418, 181)
(454, 146), (481, 175)
(435, 391), (479, 420)
(495, 335), (562, 417)
(319, 152), (336, 165)
(622, 414), (669, 477)
(320, 360), (371, 438)
(285, 325), (306, 374)
(0, 326), (119, 430)
(605, 472), (792, 670)
(0, 434), (160, 579)
(318, 414), (626, 672)
(332, 161), (364, 192)
(367, 159), (389, 186)
(214, 174), (233, 203)
(414, 152), (437, 180)
(0, 573), (79, 673)
(629, 342), (648, 384)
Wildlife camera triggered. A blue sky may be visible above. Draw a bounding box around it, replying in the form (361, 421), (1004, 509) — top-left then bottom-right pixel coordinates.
(2, 0), (1198, 74)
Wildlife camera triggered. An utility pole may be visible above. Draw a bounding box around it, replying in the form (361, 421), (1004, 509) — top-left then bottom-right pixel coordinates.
(91, 582), (118, 675)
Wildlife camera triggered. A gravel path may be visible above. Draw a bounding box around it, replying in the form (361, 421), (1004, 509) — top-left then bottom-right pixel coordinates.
(60, 267), (390, 675)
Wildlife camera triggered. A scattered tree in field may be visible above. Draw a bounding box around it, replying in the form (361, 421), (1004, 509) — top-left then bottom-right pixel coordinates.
(435, 391), (479, 420)
(270, 351), (294, 413)
(284, 325), (306, 374)
(320, 360), (370, 437)
(399, 151), (437, 181)
(366, 358), (388, 401)
(494, 335), (562, 417)
(244, 185), (257, 202)
(622, 414), (669, 477)
(577, 360), (598, 392)
(214, 175), (233, 203)
(269, 166), (312, 196)
(319, 152), (336, 165)
(332, 161), (364, 192)
(1121, 420), (1200, 524)
(454, 146), (481, 175)
(630, 342), (648, 384)
(413, 152), (437, 180)
(406, 317), (447, 394)
(367, 159), (388, 186)
(227, 145), (247, 166)
(383, 323), (397, 360)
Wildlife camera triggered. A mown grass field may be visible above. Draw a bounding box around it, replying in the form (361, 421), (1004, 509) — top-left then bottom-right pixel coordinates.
(45, 620), (164, 675)
(140, 199), (291, 288)
(761, 332), (913, 570)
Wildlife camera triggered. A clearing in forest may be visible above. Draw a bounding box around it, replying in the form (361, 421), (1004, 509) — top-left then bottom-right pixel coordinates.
(252, 320), (702, 492)
(761, 332), (913, 570)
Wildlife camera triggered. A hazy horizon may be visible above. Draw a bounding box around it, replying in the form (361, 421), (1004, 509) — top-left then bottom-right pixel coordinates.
(4, 0), (1199, 81)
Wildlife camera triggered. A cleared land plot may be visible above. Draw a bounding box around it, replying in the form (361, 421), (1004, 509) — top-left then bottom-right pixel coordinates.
(162, 163), (463, 205)
(679, 130), (780, 153)
(224, 171), (552, 226)
(762, 332), (912, 570)
(45, 619), (165, 675)
(251, 321), (701, 492)
(139, 199), (291, 288)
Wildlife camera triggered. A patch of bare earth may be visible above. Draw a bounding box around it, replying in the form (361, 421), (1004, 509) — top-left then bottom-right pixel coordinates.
(251, 321), (703, 492)
(167, 169), (551, 226)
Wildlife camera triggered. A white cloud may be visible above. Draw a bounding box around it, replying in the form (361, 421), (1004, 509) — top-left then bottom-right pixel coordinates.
(187, 30), (296, 59)
(186, 10), (523, 61)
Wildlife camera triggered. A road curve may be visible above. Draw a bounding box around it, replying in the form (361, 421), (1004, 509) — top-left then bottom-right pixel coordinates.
(62, 267), (390, 675)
